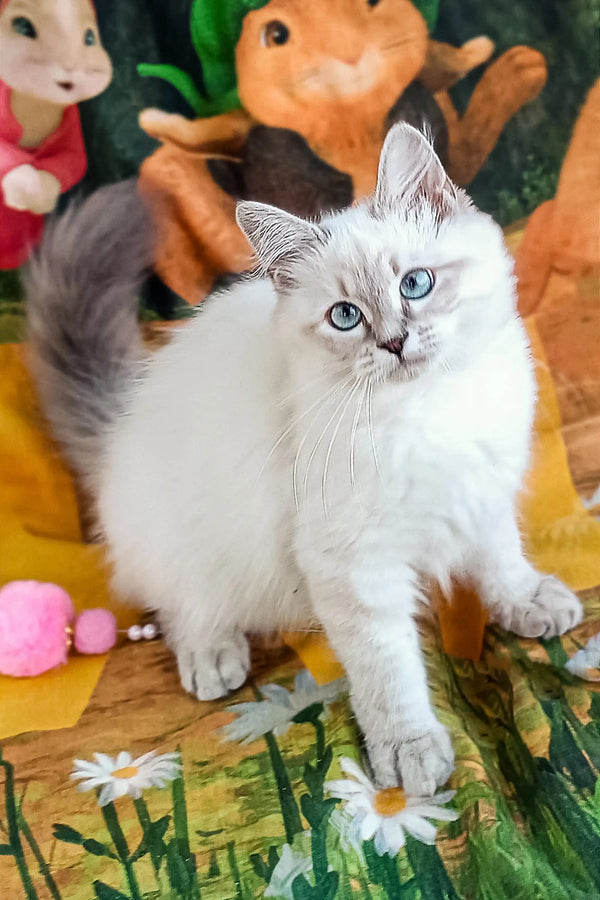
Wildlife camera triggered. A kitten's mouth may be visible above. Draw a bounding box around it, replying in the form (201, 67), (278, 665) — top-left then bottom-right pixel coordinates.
(57, 80), (75, 92)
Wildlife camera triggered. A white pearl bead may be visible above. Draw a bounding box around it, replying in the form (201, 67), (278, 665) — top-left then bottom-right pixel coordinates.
(128, 624), (143, 641)
(142, 623), (157, 640)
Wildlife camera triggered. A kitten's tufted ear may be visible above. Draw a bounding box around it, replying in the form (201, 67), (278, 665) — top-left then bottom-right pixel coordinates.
(236, 201), (323, 288)
(373, 123), (456, 217)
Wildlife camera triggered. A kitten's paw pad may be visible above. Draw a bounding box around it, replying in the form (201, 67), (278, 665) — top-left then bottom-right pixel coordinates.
(369, 721), (455, 796)
(177, 633), (250, 701)
(491, 577), (583, 639)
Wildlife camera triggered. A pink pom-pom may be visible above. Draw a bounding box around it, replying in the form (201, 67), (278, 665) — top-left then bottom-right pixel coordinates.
(74, 609), (117, 654)
(0, 581), (74, 677)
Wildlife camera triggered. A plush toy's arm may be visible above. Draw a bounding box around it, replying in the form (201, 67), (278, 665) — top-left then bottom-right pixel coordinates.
(32, 107), (87, 191)
(420, 37), (495, 93)
(139, 108), (252, 155)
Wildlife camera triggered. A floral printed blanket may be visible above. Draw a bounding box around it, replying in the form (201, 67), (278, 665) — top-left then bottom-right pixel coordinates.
(2, 587), (600, 900)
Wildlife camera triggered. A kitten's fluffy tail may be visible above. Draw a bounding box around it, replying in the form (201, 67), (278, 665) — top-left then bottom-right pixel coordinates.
(25, 180), (153, 490)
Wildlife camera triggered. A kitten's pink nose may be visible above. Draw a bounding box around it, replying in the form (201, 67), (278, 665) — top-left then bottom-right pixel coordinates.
(379, 334), (407, 357)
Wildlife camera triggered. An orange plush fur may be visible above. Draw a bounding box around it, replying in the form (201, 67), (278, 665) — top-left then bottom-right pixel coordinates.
(139, 0), (546, 302)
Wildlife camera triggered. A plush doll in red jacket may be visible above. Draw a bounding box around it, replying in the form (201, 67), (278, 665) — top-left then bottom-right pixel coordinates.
(0, 0), (112, 268)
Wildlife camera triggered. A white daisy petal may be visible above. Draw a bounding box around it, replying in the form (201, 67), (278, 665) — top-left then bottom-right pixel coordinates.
(73, 776), (111, 791)
(381, 817), (406, 856)
(374, 827), (390, 857)
(97, 783), (116, 807)
(410, 804), (458, 823)
(294, 670), (316, 693)
(111, 779), (131, 800)
(94, 753), (116, 772)
(324, 779), (366, 798)
(115, 751), (131, 769)
(400, 812), (438, 845)
(131, 751), (157, 767)
(359, 813), (381, 841)
(260, 684), (292, 706)
(430, 790), (456, 806)
(339, 757), (374, 789)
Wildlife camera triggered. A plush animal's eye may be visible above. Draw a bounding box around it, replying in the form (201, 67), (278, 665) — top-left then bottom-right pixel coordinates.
(400, 268), (434, 300)
(11, 16), (37, 38)
(367, 0), (382, 6)
(84, 28), (96, 46)
(327, 302), (363, 331)
(262, 20), (290, 47)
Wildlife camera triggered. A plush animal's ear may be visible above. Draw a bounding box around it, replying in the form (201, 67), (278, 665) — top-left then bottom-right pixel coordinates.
(236, 201), (323, 288)
(373, 123), (456, 216)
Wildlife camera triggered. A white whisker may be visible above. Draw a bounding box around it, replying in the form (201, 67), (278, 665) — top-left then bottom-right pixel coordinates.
(367, 379), (380, 474)
(258, 375), (345, 481)
(301, 374), (356, 503)
(293, 375), (355, 508)
(350, 378), (369, 493)
(321, 378), (362, 518)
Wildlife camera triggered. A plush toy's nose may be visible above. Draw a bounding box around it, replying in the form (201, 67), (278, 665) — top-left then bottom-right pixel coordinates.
(379, 333), (408, 357)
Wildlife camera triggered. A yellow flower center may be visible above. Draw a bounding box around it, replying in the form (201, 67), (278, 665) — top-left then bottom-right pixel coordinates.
(373, 787), (407, 816)
(111, 765), (139, 779)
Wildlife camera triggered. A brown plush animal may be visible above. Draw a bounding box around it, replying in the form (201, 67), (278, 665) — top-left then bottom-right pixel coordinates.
(514, 79), (600, 497)
(139, 0), (546, 302)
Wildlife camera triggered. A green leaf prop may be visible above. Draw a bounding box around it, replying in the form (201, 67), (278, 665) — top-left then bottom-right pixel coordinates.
(138, 0), (439, 117)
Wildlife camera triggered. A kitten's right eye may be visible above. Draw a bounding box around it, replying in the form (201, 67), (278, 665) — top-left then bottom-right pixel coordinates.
(11, 16), (37, 39)
(261, 20), (290, 47)
(327, 303), (363, 331)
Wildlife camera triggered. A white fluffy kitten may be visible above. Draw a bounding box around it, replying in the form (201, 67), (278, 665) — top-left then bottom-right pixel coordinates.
(27, 124), (582, 794)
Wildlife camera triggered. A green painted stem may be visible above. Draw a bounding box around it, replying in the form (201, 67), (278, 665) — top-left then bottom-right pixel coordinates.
(252, 681), (303, 843)
(100, 800), (142, 900)
(171, 768), (201, 900)
(0, 751), (38, 900)
(16, 803), (61, 900)
(314, 719), (326, 768)
(263, 730), (303, 844)
(227, 841), (244, 900)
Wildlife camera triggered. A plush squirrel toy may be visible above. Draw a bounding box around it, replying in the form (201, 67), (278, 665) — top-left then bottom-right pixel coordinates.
(0, 0), (112, 268)
(138, 0), (546, 302)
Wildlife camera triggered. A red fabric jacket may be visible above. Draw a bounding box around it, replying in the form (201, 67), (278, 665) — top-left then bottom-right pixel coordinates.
(0, 80), (87, 268)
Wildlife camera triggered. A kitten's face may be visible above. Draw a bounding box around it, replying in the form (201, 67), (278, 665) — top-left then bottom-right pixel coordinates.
(237, 124), (515, 384)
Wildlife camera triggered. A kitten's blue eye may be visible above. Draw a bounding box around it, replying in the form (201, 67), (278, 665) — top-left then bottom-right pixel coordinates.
(400, 268), (434, 301)
(327, 302), (363, 331)
(84, 28), (96, 46)
(12, 16), (37, 38)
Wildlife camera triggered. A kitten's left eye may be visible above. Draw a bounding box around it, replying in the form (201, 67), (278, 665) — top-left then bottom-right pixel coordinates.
(400, 268), (434, 301)
(84, 28), (96, 46)
(327, 302), (363, 331)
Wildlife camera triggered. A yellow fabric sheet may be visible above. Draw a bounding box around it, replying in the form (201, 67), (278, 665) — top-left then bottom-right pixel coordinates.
(0, 344), (136, 740)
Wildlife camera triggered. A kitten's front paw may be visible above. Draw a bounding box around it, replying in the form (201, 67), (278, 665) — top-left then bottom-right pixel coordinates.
(176, 632), (250, 701)
(490, 576), (583, 639)
(367, 719), (455, 796)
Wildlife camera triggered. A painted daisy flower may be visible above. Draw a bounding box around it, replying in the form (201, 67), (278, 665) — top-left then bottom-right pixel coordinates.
(221, 669), (346, 744)
(325, 757), (458, 857)
(71, 750), (181, 806)
(264, 843), (312, 899)
(565, 633), (600, 681)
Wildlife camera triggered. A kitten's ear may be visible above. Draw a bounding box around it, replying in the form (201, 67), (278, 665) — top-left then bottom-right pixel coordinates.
(373, 123), (456, 216)
(236, 201), (323, 288)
